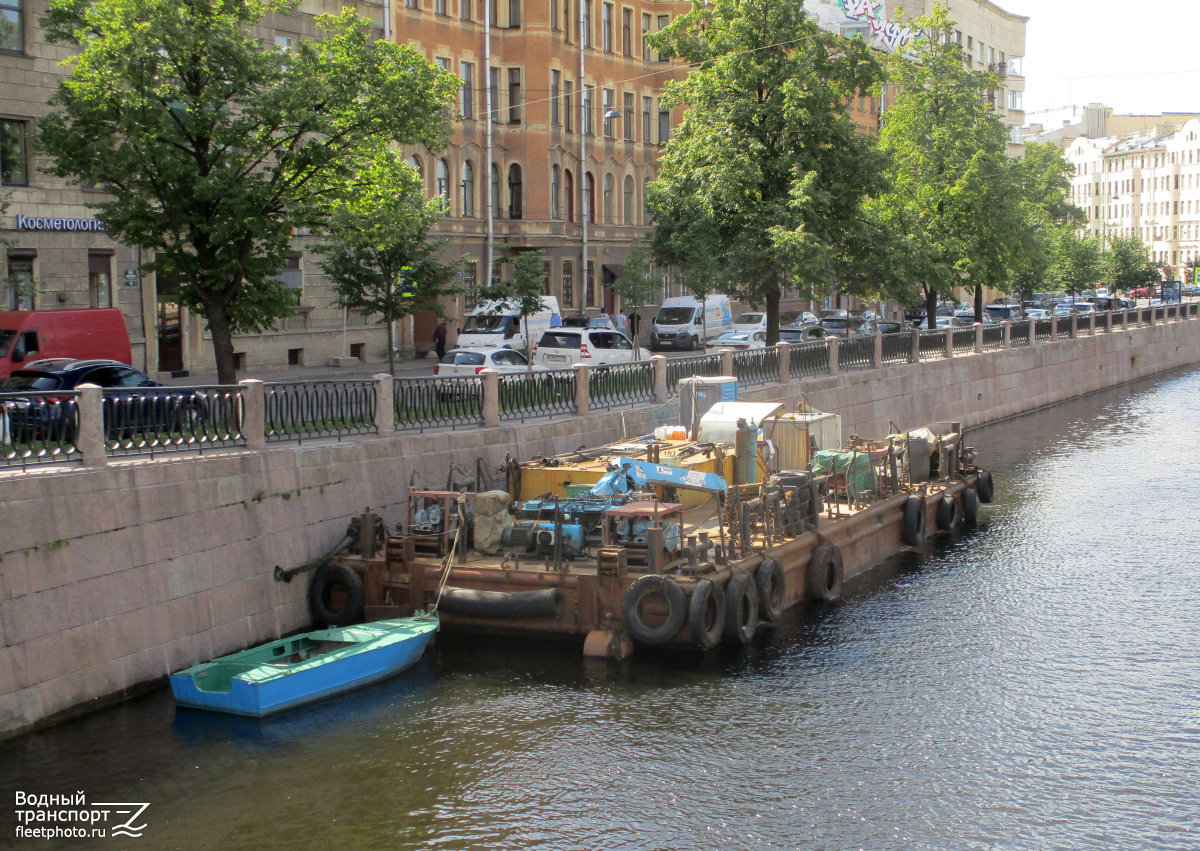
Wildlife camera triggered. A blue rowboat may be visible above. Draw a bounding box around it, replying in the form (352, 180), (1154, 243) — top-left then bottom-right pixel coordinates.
(170, 616), (438, 717)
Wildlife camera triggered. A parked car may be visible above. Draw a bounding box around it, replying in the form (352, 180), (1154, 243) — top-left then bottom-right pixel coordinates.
(1, 359), (209, 443)
(779, 324), (827, 343)
(876, 321), (909, 335)
(818, 309), (848, 320)
(434, 347), (544, 376)
(1071, 302), (1097, 315)
(651, 295), (733, 351)
(1025, 308), (1050, 320)
(1128, 286), (1155, 299)
(933, 316), (968, 328)
(706, 331), (767, 350)
(849, 309), (877, 323)
(819, 316), (865, 338)
(457, 297), (561, 353)
(0, 309), (132, 381)
(1182, 284), (1200, 297)
(731, 312), (767, 333)
(1052, 305), (1074, 318)
(779, 310), (819, 327)
(531, 329), (649, 367)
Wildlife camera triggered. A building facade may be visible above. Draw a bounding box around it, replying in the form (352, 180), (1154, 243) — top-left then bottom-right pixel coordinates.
(1065, 119), (1200, 280)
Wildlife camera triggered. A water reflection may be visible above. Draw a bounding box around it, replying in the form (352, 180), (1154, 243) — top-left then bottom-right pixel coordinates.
(3, 367), (1199, 851)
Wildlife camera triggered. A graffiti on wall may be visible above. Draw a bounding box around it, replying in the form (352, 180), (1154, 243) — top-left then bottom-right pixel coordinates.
(833, 0), (922, 53)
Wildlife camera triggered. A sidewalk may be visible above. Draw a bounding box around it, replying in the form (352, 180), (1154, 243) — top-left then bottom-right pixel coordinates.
(160, 354), (440, 386)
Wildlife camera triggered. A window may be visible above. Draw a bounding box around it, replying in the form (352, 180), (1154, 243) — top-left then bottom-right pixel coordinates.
(562, 261), (574, 307)
(489, 0), (497, 24)
(603, 89), (614, 138)
(583, 0), (591, 47)
(411, 155), (423, 181)
(0, 119), (28, 185)
(436, 159), (451, 210)
(565, 169), (574, 222)
(551, 70), (561, 125)
(1008, 89), (1023, 110)
(656, 15), (668, 62)
(603, 174), (614, 222)
(288, 348), (303, 366)
(585, 172), (595, 223)
(461, 161), (475, 217)
(490, 67), (501, 121)
(623, 92), (634, 141)
(622, 8), (632, 56)
(405, 0), (417, 9)
(551, 165), (561, 219)
(5, 255), (31, 310)
(508, 164), (522, 219)
(461, 62), (474, 120)
(1009, 56), (1023, 76)
(602, 3), (612, 51)
(509, 0), (520, 27)
(88, 254), (112, 309)
(623, 175), (634, 224)
(274, 35), (292, 50)
(463, 262), (478, 311)
(508, 68), (521, 123)
(585, 261), (596, 306)
(461, 0), (472, 20)
(658, 102), (670, 144)
(583, 85), (594, 135)
(642, 13), (650, 59)
(565, 81), (573, 132)
(491, 164), (501, 218)
(542, 261), (552, 296)
(564, 0), (571, 41)
(551, 0), (558, 29)
(435, 0), (446, 14)
(1, 0), (24, 52)
(642, 96), (651, 142)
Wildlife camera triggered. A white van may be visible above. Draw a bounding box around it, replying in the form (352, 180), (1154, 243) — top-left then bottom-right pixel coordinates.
(457, 297), (561, 353)
(651, 295), (733, 351)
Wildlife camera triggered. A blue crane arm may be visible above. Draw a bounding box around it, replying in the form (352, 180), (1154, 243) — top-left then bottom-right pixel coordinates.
(590, 458), (727, 497)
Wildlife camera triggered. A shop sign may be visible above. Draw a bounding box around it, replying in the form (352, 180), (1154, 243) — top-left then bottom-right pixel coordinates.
(14, 214), (107, 232)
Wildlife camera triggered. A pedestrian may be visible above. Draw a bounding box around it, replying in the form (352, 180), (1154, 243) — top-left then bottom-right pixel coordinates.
(615, 311), (628, 334)
(627, 311), (641, 343)
(434, 319), (448, 361)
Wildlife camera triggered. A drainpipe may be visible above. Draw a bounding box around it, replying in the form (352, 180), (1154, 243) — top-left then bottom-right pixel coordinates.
(383, 0), (390, 40)
(485, 1), (494, 291)
(579, 0), (587, 312)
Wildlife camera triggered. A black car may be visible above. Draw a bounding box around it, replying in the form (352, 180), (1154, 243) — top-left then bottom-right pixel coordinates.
(779, 324), (827, 343)
(2, 359), (209, 443)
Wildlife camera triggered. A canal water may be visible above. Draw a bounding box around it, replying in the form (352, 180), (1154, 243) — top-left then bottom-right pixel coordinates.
(4, 368), (1200, 850)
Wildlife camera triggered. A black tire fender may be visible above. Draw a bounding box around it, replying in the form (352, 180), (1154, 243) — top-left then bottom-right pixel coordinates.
(962, 488), (979, 525)
(806, 543), (844, 603)
(308, 562), (364, 627)
(935, 494), (958, 531)
(622, 574), (687, 645)
(977, 470), (995, 503)
(723, 572), (759, 645)
(755, 557), (786, 623)
(688, 579), (726, 650)
(902, 495), (926, 546)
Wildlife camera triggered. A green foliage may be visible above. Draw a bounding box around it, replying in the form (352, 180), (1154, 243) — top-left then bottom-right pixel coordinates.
(315, 147), (461, 375)
(610, 239), (665, 310)
(875, 3), (1028, 326)
(479, 248), (548, 367)
(1103, 234), (1160, 291)
(646, 0), (887, 343)
(38, 0), (458, 382)
(1016, 143), (1087, 228)
(1046, 228), (1102, 295)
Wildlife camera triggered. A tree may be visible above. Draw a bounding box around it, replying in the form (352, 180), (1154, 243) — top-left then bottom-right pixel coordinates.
(315, 148), (461, 376)
(1103, 234), (1159, 294)
(611, 239), (670, 350)
(1016, 143), (1087, 228)
(478, 248), (547, 370)
(647, 0), (889, 344)
(1046, 228), (1102, 298)
(876, 4), (1028, 327)
(39, 0), (459, 384)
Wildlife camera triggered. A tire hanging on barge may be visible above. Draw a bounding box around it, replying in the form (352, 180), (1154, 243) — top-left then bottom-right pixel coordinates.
(962, 488), (979, 525)
(308, 563), (365, 627)
(806, 543), (844, 603)
(723, 572), (759, 645)
(902, 494), (926, 546)
(755, 557), (786, 623)
(977, 470), (995, 503)
(936, 494), (959, 531)
(622, 575), (688, 645)
(688, 579), (726, 650)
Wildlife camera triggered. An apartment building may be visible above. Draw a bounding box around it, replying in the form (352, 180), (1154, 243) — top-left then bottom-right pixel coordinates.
(1065, 119), (1200, 280)
(1024, 103), (1200, 151)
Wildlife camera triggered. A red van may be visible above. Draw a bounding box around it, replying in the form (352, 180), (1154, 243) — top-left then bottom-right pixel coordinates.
(0, 309), (133, 380)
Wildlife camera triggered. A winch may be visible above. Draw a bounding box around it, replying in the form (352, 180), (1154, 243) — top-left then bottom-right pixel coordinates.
(501, 520), (588, 558)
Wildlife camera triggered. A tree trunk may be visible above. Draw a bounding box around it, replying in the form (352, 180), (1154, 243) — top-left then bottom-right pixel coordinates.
(923, 283), (938, 330)
(206, 303), (238, 386)
(973, 284), (983, 324)
(764, 286), (780, 346)
(385, 312), (396, 377)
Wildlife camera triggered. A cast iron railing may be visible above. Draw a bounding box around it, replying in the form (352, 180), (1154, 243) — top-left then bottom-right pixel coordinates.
(732, 347), (779, 386)
(1034, 319), (1053, 342)
(790, 341), (830, 378)
(838, 336), (874, 370)
(983, 325), (1005, 350)
(394, 376), (483, 432)
(589, 361), (655, 409)
(952, 328), (976, 355)
(665, 353), (723, 394)
(1010, 321), (1031, 346)
(882, 333), (910, 364)
(919, 330), (947, 361)
(0, 391), (81, 468)
(498, 369), (577, 422)
(104, 386), (244, 456)
(264, 380), (377, 442)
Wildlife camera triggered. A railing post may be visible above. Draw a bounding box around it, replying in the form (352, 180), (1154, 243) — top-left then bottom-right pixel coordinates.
(974, 322), (983, 355)
(372, 373), (394, 433)
(776, 342), (791, 383)
(573, 363), (590, 415)
(909, 328), (920, 364)
(1147, 305), (1155, 326)
(872, 331), (883, 368)
(1050, 314), (1059, 341)
(1069, 313), (1078, 339)
(75, 383), (108, 467)
(944, 327), (954, 358)
(1124, 308), (1132, 328)
(828, 337), (840, 375)
(720, 349), (735, 377)
(1002, 320), (1012, 348)
(238, 378), (265, 451)
(480, 368), (500, 427)
(1027, 318), (1035, 344)
(652, 355), (668, 403)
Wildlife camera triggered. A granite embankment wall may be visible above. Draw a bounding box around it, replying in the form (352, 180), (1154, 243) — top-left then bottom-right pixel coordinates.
(1, 318), (1199, 737)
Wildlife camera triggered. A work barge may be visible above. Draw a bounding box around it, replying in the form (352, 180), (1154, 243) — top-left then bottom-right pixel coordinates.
(297, 398), (995, 659)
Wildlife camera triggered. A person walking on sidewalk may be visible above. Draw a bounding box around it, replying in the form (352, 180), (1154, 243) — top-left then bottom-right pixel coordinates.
(627, 311), (641, 343)
(434, 319), (448, 361)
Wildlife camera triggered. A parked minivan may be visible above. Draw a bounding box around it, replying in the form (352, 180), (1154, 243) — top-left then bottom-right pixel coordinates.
(456, 297), (561, 353)
(0, 309), (132, 381)
(651, 295), (732, 351)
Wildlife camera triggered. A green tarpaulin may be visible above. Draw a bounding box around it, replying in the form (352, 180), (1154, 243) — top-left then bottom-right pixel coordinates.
(811, 450), (877, 499)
